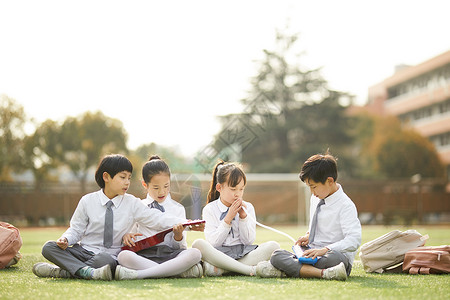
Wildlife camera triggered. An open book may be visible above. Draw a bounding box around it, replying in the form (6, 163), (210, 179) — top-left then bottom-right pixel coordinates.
(121, 220), (205, 252)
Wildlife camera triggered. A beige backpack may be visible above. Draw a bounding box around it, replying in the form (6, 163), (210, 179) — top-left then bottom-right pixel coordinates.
(359, 229), (428, 273)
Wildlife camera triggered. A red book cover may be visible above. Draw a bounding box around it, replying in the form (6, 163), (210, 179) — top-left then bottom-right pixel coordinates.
(121, 220), (205, 252)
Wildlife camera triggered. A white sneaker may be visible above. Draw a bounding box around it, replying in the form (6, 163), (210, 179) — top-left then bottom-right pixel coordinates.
(256, 261), (286, 278)
(203, 261), (224, 277)
(115, 265), (138, 280)
(179, 263), (203, 278)
(32, 262), (71, 278)
(322, 262), (347, 281)
(92, 264), (112, 281)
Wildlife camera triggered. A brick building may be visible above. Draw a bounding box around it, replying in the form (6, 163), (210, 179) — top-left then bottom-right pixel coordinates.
(366, 50), (450, 180)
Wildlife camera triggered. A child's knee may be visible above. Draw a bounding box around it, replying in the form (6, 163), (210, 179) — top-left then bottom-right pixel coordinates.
(186, 248), (202, 262)
(41, 241), (58, 258)
(117, 250), (133, 264)
(191, 239), (208, 251)
(265, 241), (281, 252)
(270, 249), (287, 266)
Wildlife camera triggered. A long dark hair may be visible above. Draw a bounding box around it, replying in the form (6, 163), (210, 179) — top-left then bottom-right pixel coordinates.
(141, 155), (170, 184)
(206, 160), (247, 203)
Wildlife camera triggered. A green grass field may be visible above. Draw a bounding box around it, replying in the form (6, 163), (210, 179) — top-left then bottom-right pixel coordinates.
(1, 225), (449, 300)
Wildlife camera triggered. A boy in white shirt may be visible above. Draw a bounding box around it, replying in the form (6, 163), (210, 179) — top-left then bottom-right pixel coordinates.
(257, 153), (362, 281)
(32, 154), (188, 280)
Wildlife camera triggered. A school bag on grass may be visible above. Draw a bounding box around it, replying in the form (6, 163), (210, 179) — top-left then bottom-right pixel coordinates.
(0, 221), (23, 269)
(359, 229), (428, 273)
(402, 245), (450, 275)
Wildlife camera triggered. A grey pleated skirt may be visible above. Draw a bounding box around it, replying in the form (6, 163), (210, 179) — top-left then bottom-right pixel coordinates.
(215, 244), (258, 259)
(137, 244), (184, 264)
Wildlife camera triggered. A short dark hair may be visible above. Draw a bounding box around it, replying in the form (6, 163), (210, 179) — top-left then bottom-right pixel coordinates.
(299, 154), (337, 184)
(95, 154), (133, 188)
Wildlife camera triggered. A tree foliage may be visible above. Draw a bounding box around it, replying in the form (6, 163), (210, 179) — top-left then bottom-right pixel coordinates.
(58, 111), (129, 186)
(353, 113), (445, 179)
(21, 111), (129, 187)
(22, 119), (61, 183)
(0, 95), (27, 181)
(210, 28), (355, 174)
(133, 143), (194, 175)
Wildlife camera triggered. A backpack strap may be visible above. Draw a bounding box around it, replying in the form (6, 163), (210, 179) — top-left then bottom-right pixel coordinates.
(419, 267), (431, 275)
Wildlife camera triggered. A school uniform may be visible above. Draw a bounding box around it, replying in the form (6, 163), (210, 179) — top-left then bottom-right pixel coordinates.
(41, 190), (185, 276)
(271, 184), (362, 277)
(202, 198), (258, 259)
(133, 194), (187, 263)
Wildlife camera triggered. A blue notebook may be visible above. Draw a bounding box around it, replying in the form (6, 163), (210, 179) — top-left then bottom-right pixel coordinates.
(292, 245), (319, 265)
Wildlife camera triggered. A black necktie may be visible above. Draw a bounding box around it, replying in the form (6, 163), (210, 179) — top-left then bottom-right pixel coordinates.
(220, 208), (234, 238)
(103, 201), (114, 248)
(149, 201), (165, 212)
(309, 199), (325, 245)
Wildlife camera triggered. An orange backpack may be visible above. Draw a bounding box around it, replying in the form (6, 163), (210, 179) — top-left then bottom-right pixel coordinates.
(403, 245), (450, 275)
(0, 222), (23, 269)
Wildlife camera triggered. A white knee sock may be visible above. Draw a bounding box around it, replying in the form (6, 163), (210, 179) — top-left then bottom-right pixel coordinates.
(117, 249), (201, 279)
(191, 239), (257, 276)
(238, 241), (280, 265)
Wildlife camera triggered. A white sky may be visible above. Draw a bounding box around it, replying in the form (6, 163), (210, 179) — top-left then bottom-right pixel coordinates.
(1, 0), (449, 156)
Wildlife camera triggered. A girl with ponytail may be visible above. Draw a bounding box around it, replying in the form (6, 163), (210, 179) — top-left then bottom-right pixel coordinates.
(192, 160), (280, 276)
(116, 155), (203, 279)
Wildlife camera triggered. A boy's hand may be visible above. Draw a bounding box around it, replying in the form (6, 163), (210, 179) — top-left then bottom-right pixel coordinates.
(302, 247), (328, 259)
(56, 237), (68, 250)
(173, 223), (184, 241)
(122, 233), (143, 247)
(295, 233), (309, 246)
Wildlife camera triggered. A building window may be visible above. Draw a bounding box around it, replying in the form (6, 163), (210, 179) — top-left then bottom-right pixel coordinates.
(387, 63), (450, 100)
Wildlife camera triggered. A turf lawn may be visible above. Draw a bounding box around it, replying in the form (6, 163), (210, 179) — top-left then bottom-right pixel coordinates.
(0, 225), (449, 300)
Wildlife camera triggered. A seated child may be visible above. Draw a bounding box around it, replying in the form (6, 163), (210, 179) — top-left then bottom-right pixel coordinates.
(115, 155), (203, 279)
(257, 153), (362, 281)
(192, 160), (280, 276)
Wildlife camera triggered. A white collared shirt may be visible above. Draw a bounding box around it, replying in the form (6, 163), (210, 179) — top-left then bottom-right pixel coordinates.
(202, 197), (256, 247)
(61, 190), (185, 259)
(308, 184), (362, 264)
(136, 194), (187, 249)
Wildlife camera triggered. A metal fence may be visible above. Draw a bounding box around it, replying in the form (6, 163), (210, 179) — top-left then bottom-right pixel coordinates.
(1, 175), (449, 226)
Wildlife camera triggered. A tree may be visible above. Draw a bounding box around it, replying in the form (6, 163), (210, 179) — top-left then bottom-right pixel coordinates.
(22, 119), (61, 184)
(353, 113), (446, 179)
(133, 143), (194, 174)
(207, 28), (354, 173)
(58, 111), (129, 189)
(0, 95), (27, 181)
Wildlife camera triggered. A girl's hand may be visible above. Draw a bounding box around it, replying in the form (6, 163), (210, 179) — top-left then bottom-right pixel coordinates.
(295, 233), (309, 246)
(238, 200), (247, 219)
(224, 199), (241, 224)
(123, 233), (143, 247)
(173, 223), (184, 241)
(187, 220), (205, 232)
(302, 247), (328, 259)
(56, 237), (68, 250)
